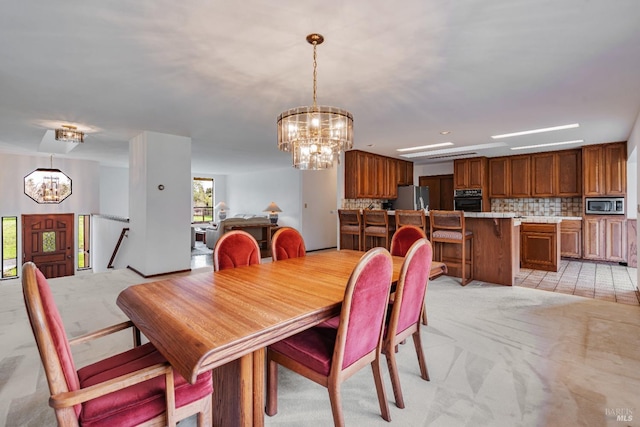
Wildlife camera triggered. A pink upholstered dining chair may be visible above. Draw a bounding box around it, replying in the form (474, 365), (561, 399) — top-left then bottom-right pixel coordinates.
(382, 239), (433, 409)
(266, 248), (394, 426)
(271, 227), (306, 261)
(213, 229), (261, 271)
(21, 261), (213, 427)
(390, 225), (427, 257)
(390, 225), (430, 326)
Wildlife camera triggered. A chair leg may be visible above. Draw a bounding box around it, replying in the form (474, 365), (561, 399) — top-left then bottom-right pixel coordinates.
(196, 393), (213, 427)
(327, 379), (345, 427)
(265, 358), (278, 416)
(371, 358), (392, 421)
(412, 331), (430, 381)
(421, 304), (428, 325)
(384, 345), (405, 409)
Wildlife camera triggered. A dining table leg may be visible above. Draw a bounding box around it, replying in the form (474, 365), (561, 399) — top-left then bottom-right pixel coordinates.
(212, 348), (265, 427)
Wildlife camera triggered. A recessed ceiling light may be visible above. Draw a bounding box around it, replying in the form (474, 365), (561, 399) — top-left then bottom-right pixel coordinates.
(399, 142), (507, 158)
(491, 123), (579, 139)
(510, 140), (584, 150)
(367, 144), (374, 147)
(396, 142), (453, 152)
(440, 131), (451, 135)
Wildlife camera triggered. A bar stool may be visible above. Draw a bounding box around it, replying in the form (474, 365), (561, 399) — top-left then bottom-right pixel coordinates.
(429, 210), (473, 286)
(363, 209), (394, 250)
(338, 209), (363, 251)
(395, 209), (428, 236)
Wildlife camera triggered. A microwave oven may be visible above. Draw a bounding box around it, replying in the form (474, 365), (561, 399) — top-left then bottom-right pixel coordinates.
(585, 197), (625, 215)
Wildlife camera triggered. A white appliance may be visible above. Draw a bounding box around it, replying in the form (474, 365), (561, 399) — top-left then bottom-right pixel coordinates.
(393, 185), (430, 210)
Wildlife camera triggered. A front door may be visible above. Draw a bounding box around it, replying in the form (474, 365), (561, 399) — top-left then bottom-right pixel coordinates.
(22, 213), (74, 278)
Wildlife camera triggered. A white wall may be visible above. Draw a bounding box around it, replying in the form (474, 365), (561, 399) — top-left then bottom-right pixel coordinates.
(0, 153), (100, 275)
(301, 168), (338, 250)
(414, 161), (454, 179)
(227, 167), (302, 230)
(128, 131), (192, 276)
(100, 166), (129, 217)
(627, 110), (639, 220)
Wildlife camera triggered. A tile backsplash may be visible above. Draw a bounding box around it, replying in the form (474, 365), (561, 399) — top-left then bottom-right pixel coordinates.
(491, 197), (582, 217)
(342, 199), (382, 209)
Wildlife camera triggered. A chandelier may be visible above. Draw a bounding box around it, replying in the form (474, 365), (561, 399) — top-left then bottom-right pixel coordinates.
(24, 155), (72, 204)
(55, 125), (84, 143)
(277, 34), (353, 170)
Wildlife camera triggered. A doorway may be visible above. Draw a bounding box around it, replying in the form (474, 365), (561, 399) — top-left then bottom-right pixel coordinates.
(22, 213), (74, 278)
(419, 175), (454, 210)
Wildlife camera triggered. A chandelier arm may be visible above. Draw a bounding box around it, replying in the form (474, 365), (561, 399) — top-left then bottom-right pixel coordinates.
(312, 41), (318, 109)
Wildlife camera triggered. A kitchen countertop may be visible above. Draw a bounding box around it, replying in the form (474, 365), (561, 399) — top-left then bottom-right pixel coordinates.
(383, 210), (582, 223)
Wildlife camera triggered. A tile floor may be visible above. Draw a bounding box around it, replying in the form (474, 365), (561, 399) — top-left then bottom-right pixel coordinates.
(192, 243), (640, 306)
(516, 259), (639, 306)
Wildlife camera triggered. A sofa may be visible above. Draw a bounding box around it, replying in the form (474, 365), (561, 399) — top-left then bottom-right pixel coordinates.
(206, 214), (273, 250)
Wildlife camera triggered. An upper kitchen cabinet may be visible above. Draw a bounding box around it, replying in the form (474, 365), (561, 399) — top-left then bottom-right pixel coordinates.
(344, 150), (405, 199)
(396, 159), (413, 186)
(454, 157), (487, 190)
(583, 142), (626, 196)
(509, 155), (531, 197)
(531, 149), (582, 197)
(488, 157), (510, 198)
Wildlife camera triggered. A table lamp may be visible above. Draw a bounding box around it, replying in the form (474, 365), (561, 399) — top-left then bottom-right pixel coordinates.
(263, 202), (282, 224)
(215, 201), (228, 220)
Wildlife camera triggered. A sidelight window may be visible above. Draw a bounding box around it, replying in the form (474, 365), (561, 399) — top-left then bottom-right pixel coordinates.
(1, 216), (18, 279)
(78, 214), (91, 270)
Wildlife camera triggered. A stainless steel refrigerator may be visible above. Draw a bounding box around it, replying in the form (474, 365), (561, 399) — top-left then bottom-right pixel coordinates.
(392, 185), (430, 210)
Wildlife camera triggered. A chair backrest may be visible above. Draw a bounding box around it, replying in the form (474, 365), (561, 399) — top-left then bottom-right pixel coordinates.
(390, 225), (427, 257)
(271, 227), (306, 261)
(395, 210), (426, 229)
(363, 210), (389, 228)
(22, 262), (82, 418)
(429, 210), (465, 237)
(213, 230), (261, 271)
(332, 248), (393, 372)
(338, 209), (361, 230)
(387, 239), (433, 337)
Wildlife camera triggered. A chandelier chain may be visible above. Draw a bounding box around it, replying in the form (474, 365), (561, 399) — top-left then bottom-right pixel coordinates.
(312, 41), (318, 109)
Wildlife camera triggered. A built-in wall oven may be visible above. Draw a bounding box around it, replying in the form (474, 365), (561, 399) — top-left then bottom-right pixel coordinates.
(585, 197), (625, 215)
(453, 189), (482, 212)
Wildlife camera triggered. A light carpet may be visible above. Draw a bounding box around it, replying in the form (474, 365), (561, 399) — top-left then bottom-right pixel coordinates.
(1, 264), (639, 426)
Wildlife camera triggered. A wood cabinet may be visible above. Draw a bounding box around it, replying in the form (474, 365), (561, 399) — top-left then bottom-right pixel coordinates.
(520, 222), (560, 271)
(419, 174), (454, 210)
(509, 155), (531, 197)
(396, 159), (413, 186)
(583, 142), (626, 196)
(345, 150), (411, 199)
(583, 216), (627, 262)
(531, 149), (582, 197)
(560, 219), (582, 258)
(556, 149), (582, 196)
(454, 157), (487, 189)
(488, 157), (509, 198)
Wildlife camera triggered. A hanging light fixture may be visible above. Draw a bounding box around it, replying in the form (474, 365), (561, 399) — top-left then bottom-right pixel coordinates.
(24, 155), (72, 204)
(277, 33), (353, 170)
(55, 125), (85, 143)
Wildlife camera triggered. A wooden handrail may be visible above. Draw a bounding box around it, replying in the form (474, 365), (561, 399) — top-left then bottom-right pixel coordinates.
(108, 227), (129, 269)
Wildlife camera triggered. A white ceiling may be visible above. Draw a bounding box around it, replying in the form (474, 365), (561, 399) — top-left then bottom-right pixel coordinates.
(1, 1), (639, 174)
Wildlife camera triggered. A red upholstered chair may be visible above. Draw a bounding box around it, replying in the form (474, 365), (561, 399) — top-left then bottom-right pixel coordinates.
(389, 225), (430, 325)
(383, 239), (433, 409)
(21, 261), (213, 427)
(266, 248), (394, 426)
(390, 225), (426, 257)
(213, 230), (261, 271)
(271, 227), (306, 261)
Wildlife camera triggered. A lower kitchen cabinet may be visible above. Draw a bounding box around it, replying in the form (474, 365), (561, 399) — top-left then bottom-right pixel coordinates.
(583, 216), (627, 262)
(521, 223), (560, 272)
(560, 219), (582, 258)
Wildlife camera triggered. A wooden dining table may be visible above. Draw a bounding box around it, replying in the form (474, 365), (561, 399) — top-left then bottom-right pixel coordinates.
(116, 249), (445, 427)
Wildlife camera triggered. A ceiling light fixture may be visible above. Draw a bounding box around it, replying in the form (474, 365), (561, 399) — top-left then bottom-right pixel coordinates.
(440, 131), (451, 135)
(277, 34), (353, 170)
(399, 142), (508, 159)
(491, 123), (579, 139)
(510, 139), (584, 151)
(24, 155), (72, 204)
(397, 142), (453, 152)
(55, 125), (84, 143)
